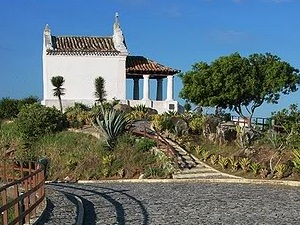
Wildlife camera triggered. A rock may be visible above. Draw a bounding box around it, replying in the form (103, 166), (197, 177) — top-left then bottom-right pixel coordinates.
(171, 117), (189, 132)
(139, 174), (145, 179)
(147, 108), (158, 116)
(113, 104), (132, 113)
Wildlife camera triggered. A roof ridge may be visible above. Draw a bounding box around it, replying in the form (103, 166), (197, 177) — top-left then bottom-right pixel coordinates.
(53, 35), (113, 38)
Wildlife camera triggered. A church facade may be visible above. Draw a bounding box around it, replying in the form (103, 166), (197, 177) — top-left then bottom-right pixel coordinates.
(42, 14), (180, 113)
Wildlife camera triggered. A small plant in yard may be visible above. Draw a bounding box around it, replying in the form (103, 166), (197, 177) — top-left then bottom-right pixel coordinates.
(102, 168), (109, 177)
(194, 145), (204, 156)
(102, 154), (114, 167)
(228, 157), (239, 171)
(250, 162), (261, 175)
(117, 168), (125, 178)
(239, 157), (251, 172)
(218, 156), (228, 169)
(292, 149), (300, 171)
(259, 168), (269, 178)
(201, 150), (211, 162)
(274, 164), (287, 179)
(210, 154), (218, 165)
(135, 137), (156, 152)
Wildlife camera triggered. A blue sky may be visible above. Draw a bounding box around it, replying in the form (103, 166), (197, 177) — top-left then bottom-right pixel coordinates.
(0, 0), (300, 117)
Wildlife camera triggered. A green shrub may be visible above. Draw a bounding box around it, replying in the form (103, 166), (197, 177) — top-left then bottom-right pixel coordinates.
(0, 96), (39, 120)
(0, 97), (19, 119)
(65, 103), (91, 128)
(189, 116), (205, 134)
(152, 114), (175, 132)
(15, 103), (66, 141)
(135, 137), (156, 152)
(18, 96), (39, 110)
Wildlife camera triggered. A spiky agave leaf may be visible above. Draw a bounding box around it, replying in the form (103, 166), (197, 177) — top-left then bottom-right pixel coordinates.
(93, 107), (127, 149)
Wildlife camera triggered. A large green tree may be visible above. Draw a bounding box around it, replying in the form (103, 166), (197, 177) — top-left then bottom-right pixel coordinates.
(51, 76), (65, 112)
(180, 53), (300, 120)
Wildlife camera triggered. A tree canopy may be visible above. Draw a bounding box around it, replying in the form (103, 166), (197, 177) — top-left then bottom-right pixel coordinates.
(180, 52), (300, 118)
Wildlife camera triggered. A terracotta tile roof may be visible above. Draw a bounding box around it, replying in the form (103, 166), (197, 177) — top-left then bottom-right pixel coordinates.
(126, 56), (180, 75)
(46, 36), (119, 55)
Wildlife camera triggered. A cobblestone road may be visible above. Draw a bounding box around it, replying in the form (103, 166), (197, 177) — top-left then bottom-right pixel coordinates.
(46, 181), (300, 225)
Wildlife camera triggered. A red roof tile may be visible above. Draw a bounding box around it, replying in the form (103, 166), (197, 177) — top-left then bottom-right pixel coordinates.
(46, 36), (119, 55)
(126, 56), (180, 75)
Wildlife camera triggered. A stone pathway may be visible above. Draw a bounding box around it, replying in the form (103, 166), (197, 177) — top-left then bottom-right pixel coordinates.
(42, 181), (300, 224)
(36, 187), (81, 225)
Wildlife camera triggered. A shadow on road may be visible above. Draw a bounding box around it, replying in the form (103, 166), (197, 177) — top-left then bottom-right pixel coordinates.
(50, 183), (149, 225)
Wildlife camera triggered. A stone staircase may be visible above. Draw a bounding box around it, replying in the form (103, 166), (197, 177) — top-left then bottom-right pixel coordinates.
(163, 137), (241, 180)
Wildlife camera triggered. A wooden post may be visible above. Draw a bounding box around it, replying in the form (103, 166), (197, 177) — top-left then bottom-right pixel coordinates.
(1, 190), (8, 225)
(13, 184), (20, 222)
(24, 179), (30, 223)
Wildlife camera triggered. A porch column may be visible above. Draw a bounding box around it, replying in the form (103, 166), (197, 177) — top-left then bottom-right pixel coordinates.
(142, 75), (150, 100)
(156, 78), (163, 101)
(133, 78), (139, 100)
(166, 75), (174, 101)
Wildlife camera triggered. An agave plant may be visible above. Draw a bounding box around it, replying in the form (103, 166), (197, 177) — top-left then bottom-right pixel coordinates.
(239, 157), (251, 171)
(228, 157), (239, 171)
(218, 156), (228, 169)
(274, 164), (287, 179)
(194, 146), (204, 156)
(201, 151), (211, 162)
(93, 107), (127, 149)
(250, 162), (261, 175)
(210, 154), (218, 165)
(292, 149), (300, 171)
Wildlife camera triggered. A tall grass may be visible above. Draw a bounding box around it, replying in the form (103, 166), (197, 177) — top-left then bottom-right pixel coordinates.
(1, 121), (175, 180)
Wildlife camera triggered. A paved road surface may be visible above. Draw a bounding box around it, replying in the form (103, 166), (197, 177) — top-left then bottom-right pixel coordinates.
(46, 181), (300, 225)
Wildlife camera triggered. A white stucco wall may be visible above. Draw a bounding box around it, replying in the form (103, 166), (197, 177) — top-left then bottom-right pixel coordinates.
(42, 52), (126, 108)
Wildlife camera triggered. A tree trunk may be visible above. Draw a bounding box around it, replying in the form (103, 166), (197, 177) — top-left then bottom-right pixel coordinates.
(58, 95), (63, 112)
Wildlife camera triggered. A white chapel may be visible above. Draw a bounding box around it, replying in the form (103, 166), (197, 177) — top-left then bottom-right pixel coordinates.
(42, 13), (180, 113)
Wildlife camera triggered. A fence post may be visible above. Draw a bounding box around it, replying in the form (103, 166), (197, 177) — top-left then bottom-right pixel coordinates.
(13, 184), (20, 222)
(1, 190), (8, 225)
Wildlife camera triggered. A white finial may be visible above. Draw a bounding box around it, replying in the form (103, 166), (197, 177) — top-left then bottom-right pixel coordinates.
(44, 24), (52, 50)
(115, 12), (119, 24)
(113, 13), (127, 54)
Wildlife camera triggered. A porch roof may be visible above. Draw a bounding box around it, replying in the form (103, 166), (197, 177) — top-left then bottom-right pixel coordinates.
(126, 56), (180, 77)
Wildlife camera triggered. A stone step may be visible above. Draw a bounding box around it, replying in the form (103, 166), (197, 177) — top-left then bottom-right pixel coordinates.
(178, 161), (197, 169)
(178, 167), (214, 174)
(173, 172), (225, 179)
